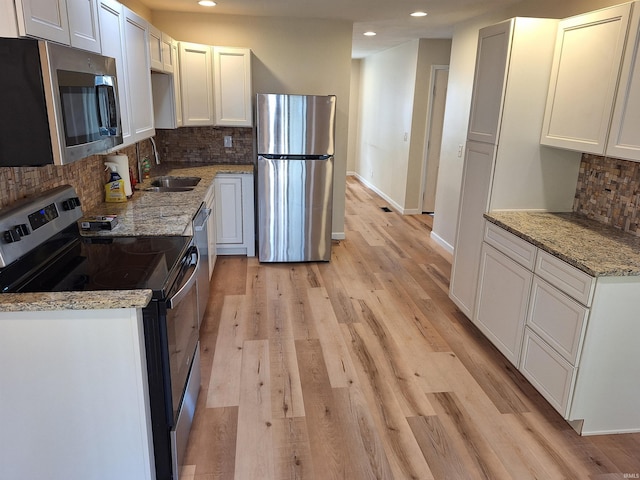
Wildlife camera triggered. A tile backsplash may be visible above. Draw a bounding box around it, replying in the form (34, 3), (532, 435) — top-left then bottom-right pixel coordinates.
(0, 142), (151, 212)
(154, 126), (254, 165)
(574, 154), (640, 236)
(0, 127), (252, 212)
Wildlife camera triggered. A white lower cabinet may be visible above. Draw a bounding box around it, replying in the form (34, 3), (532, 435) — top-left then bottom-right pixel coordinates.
(214, 173), (255, 256)
(478, 219), (640, 434)
(204, 183), (217, 278)
(520, 328), (576, 416)
(475, 243), (531, 365)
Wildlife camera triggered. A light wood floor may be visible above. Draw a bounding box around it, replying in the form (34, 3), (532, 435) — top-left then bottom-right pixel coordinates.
(181, 177), (640, 480)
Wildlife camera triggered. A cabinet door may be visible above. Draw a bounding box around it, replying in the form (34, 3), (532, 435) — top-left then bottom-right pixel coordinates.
(540, 4), (632, 154)
(215, 176), (243, 245)
(98, 0), (131, 144)
(123, 7), (155, 144)
(449, 141), (495, 319)
(607, 8), (640, 162)
(67, 0), (100, 53)
(475, 243), (532, 365)
(204, 184), (217, 278)
(162, 33), (175, 73)
(213, 47), (253, 127)
(148, 23), (163, 71)
(467, 19), (511, 144)
(179, 42), (214, 126)
(15, 0), (70, 44)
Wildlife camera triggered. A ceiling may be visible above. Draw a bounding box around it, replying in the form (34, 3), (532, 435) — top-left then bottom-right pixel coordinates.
(138, 0), (524, 58)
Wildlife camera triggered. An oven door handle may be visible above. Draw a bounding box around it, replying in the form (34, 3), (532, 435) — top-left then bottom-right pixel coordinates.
(167, 246), (199, 309)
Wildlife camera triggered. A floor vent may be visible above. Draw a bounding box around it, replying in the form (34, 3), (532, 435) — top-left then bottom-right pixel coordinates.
(381, 206), (392, 212)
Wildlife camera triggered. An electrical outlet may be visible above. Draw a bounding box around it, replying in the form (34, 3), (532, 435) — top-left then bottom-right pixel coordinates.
(224, 136), (232, 148)
(458, 144), (464, 157)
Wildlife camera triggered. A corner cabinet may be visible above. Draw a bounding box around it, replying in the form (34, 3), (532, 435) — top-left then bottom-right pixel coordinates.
(6, 0), (101, 53)
(214, 173), (255, 256)
(541, 2), (640, 162)
(179, 42), (215, 126)
(478, 219), (640, 435)
(213, 47), (253, 127)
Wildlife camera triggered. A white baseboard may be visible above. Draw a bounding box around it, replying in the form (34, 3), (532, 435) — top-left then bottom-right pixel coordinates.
(354, 174), (405, 213)
(332, 232), (346, 240)
(430, 230), (453, 255)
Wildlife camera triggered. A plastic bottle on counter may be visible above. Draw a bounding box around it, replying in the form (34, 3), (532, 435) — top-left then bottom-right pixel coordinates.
(104, 162), (127, 203)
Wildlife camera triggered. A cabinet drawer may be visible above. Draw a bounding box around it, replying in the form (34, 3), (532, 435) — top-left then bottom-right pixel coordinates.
(534, 250), (595, 306)
(484, 221), (537, 270)
(527, 277), (588, 365)
(520, 328), (576, 417)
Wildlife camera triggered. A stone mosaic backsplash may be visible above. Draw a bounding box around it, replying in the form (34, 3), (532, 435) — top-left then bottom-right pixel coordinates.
(0, 141), (152, 212)
(154, 126), (254, 165)
(0, 126), (251, 213)
(573, 154), (640, 236)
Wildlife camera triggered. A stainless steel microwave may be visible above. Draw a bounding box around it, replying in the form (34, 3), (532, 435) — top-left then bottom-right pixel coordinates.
(0, 38), (123, 167)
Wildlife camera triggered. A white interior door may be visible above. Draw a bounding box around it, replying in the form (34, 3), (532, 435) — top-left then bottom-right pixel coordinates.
(422, 66), (448, 213)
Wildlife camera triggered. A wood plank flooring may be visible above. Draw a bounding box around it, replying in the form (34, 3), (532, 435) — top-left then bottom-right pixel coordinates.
(181, 176), (640, 480)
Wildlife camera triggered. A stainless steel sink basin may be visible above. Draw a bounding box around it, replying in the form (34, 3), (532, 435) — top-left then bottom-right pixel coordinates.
(150, 176), (201, 188)
(144, 186), (194, 193)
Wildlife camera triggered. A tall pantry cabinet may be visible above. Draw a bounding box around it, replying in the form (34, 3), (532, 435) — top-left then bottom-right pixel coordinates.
(449, 18), (582, 320)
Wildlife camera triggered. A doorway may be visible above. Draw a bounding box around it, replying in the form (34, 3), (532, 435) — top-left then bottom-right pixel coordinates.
(421, 66), (449, 214)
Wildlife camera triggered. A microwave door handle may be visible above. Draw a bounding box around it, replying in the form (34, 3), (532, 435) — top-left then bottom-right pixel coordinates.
(167, 247), (200, 309)
(95, 84), (118, 136)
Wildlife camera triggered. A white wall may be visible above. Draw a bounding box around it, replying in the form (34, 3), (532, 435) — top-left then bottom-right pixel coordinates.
(355, 39), (451, 212)
(432, 0), (625, 251)
(150, 12), (353, 238)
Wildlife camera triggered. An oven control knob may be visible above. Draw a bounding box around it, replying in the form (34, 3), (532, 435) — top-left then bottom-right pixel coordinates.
(62, 197), (81, 210)
(15, 224), (30, 236)
(3, 227), (21, 243)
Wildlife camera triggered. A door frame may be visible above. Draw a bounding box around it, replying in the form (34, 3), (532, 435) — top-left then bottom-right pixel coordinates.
(420, 65), (449, 214)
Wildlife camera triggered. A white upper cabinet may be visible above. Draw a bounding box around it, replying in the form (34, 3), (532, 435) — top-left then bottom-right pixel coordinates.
(66, 0), (101, 52)
(149, 25), (175, 74)
(7, 0), (101, 52)
(213, 46), (253, 127)
(97, 0), (131, 144)
(148, 23), (163, 71)
(540, 3), (632, 155)
(179, 42), (214, 126)
(123, 6), (155, 144)
(466, 21), (511, 144)
(607, 4), (640, 161)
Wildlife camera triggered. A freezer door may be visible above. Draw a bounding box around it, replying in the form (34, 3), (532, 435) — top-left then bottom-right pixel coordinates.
(258, 155), (333, 262)
(256, 94), (336, 156)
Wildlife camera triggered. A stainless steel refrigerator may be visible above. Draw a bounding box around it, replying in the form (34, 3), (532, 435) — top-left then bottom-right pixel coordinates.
(256, 93), (336, 262)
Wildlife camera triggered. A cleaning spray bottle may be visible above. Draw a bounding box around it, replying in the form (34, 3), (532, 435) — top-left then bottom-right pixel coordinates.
(104, 162), (127, 203)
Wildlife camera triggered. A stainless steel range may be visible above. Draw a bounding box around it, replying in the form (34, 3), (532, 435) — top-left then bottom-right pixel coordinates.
(0, 185), (201, 480)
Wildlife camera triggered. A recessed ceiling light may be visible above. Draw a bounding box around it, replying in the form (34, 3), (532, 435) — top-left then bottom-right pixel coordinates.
(364, 31), (377, 36)
(198, 0), (216, 6)
(411, 11), (428, 17)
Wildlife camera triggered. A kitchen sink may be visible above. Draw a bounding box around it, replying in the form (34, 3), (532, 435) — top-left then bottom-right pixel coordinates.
(144, 186), (195, 193)
(150, 176), (201, 188)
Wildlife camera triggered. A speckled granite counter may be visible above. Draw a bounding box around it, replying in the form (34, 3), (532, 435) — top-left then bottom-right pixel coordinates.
(484, 211), (640, 277)
(0, 163), (253, 312)
(0, 290), (153, 312)
(82, 163), (254, 237)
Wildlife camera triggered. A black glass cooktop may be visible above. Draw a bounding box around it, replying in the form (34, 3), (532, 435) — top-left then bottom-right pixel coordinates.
(0, 225), (191, 298)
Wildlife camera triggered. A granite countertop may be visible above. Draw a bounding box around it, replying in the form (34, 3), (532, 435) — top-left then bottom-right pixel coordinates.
(82, 163), (254, 237)
(0, 163), (253, 312)
(484, 211), (640, 277)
